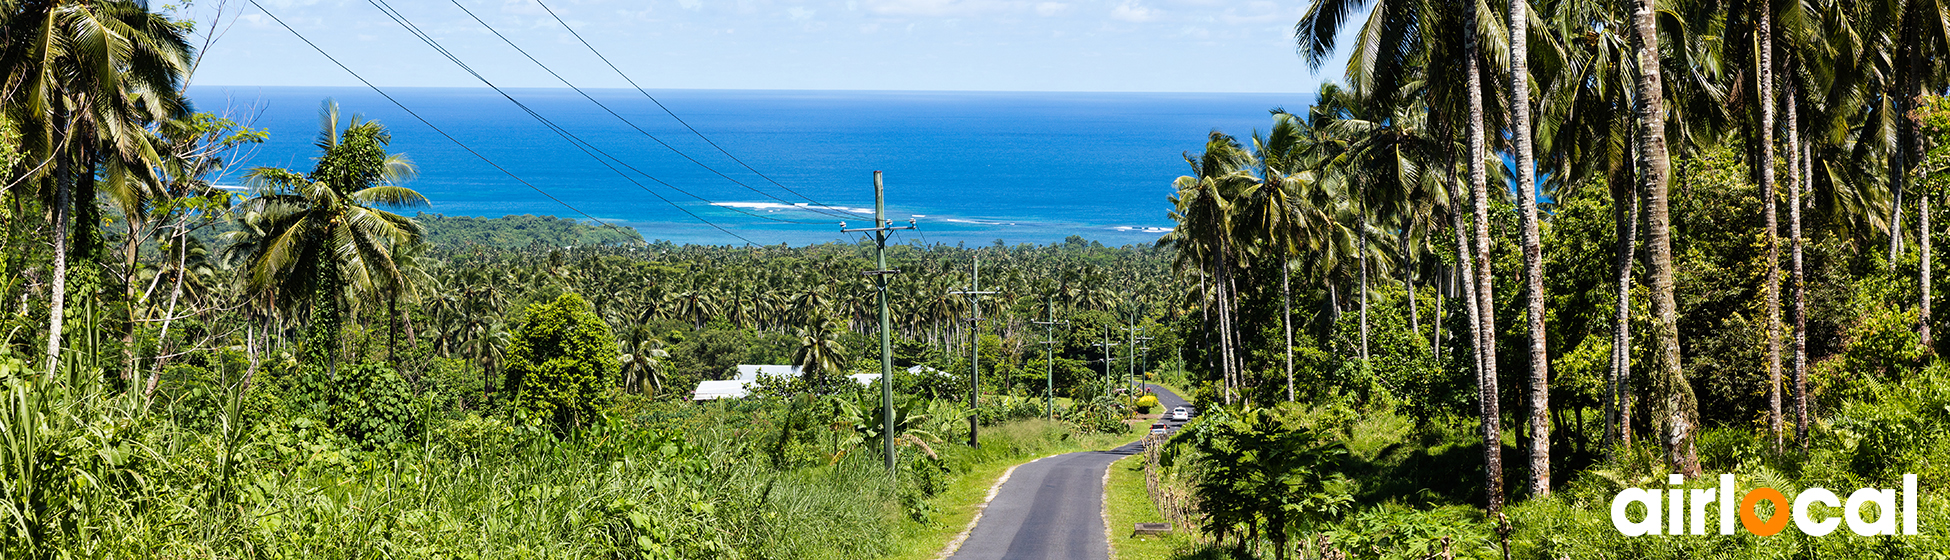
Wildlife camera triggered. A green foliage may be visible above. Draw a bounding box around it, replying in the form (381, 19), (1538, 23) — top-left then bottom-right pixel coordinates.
(416, 212), (645, 248)
(327, 362), (420, 448)
(1136, 393), (1161, 413)
(1184, 405), (1353, 558)
(0, 114), (19, 178)
(504, 293), (617, 429)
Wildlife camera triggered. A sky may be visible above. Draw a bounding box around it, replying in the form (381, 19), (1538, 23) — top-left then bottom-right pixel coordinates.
(184, 0), (1361, 93)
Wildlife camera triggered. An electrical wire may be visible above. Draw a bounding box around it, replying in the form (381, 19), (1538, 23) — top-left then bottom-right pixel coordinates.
(245, 0), (625, 234)
(452, 0), (860, 222)
(532, 0), (857, 216)
(365, 0), (766, 243)
(369, 0), (788, 230)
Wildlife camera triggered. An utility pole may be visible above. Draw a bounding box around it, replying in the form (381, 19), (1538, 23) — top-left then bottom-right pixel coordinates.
(948, 257), (997, 448)
(1093, 327), (1120, 386)
(1032, 296), (1069, 419)
(840, 171), (915, 473)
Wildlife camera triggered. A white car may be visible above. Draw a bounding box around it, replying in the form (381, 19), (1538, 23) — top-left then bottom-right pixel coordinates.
(1149, 423), (1169, 435)
(1171, 409), (1189, 421)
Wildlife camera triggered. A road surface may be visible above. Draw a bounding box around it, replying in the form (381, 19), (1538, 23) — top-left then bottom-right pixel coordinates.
(948, 384), (1190, 560)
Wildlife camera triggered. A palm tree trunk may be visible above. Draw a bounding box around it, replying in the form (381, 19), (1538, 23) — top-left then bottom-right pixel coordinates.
(1785, 77), (1807, 448)
(1610, 141), (1640, 451)
(45, 169), (70, 379)
(1284, 258), (1294, 402)
(1360, 226), (1370, 365)
(1759, 3), (1784, 453)
(1510, 0), (1551, 496)
(1922, 184), (1933, 348)
(1906, 7), (1930, 349)
(1796, 142), (1811, 450)
(1635, 0), (1701, 477)
(1403, 233), (1424, 353)
(1222, 255), (1243, 404)
(1464, 0), (1505, 516)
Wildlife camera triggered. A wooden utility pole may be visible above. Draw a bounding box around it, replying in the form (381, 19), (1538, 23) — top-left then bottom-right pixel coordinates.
(1033, 296), (1069, 419)
(840, 171), (915, 472)
(949, 257), (997, 448)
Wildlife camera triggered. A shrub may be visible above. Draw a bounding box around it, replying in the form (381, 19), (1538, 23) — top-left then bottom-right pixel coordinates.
(1135, 393), (1160, 413)
(328, 362), (419, 448)
(503, 293), (617, 430)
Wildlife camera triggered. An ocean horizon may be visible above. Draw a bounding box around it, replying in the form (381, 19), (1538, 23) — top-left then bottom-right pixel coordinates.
(186, 86), (1314, 247)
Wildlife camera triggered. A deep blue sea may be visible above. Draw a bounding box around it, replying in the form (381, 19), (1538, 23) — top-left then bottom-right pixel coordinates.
(185, 87), (1311, 246)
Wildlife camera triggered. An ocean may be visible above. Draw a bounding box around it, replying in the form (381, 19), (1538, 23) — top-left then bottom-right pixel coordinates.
(185, 86), (1311, 247)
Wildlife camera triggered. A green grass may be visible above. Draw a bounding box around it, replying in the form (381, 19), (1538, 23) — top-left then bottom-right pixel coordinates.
(883, 419), (1141, 560)
(1106, 453), (1194, 560)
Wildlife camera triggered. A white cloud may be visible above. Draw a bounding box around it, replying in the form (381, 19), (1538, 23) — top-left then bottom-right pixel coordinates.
(788, 6), (815, 19)
(678, 0), (703, 10)
(1034, 2), (1067, 16)
(1109, 2), (1159, 22)
(859, 0), (1018, 17)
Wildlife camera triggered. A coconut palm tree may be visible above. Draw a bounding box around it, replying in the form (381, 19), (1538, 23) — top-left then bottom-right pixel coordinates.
(2, 0), (192, 377)
(224, 100), (426, 375)
(1632, 0), (1702, 477)
(1159, 132), (1258, 404)
(793, 315), (847, 390)
(618, 334), (668, 395)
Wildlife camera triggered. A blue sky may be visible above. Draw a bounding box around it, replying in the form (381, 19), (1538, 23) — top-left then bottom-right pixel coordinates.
(187, 0), (1360, 92)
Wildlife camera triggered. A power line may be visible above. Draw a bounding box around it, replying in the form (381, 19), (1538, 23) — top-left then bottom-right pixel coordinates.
(245, 0), (623, 234)
(449, 1), (859, 221)
(365, 0), (764, 243)
(367, 0), (780, 231)
(533, 0), (855, 215)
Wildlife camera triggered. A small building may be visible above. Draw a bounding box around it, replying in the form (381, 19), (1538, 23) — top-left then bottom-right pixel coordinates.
(693, 364), (882, 400)
(691, 379), (752, 401)
(735, 364), (802, 382)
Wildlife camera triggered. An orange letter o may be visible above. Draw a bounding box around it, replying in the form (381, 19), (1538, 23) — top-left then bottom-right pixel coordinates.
(1741, 488), (1790, 536)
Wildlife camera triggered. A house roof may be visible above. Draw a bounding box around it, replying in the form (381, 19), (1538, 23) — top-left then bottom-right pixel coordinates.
(735, 364), (801, 382)
(692, 379), (753, 401)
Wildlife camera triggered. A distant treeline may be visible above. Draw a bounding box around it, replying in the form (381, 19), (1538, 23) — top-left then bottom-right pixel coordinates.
(415, 213), (645, 248)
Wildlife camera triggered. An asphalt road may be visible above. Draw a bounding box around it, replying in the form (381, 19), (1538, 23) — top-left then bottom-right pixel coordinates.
(949, 384), (1191, 560)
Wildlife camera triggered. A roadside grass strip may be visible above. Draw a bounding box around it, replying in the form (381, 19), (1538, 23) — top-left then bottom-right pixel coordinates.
(1105, 453), (1193, 560)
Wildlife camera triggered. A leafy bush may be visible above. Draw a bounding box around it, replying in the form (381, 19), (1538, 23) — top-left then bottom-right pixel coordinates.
(503, 293), (617, 429)
(326, 362), (420, 448)
(1136, 393), (1161, 413)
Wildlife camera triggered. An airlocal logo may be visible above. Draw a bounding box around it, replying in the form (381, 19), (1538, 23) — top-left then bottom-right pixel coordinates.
(1611, 474), (1919, 537)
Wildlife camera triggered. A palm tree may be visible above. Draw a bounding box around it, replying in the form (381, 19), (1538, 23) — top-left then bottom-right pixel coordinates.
(1243, 112), (1316, 402)
(793, 315), (847, 390)
(618, 332), (668, 395)
(1633, 0), (1702, 476)
(2, 0), (192, 377)
(1160, 132), (1258, 404)
(225, 100), (426, 375)
(1506, 0), (1553, 497)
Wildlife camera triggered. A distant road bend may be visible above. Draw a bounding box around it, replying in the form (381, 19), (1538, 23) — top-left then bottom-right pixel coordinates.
(948, 385), (1189, 560)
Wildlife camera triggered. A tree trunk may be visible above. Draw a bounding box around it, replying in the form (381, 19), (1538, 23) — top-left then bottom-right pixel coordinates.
(1284, 258), (1294, 402)
(1404, 233), (1424, 353)
(146, 228), (191, 400)
(1360, 224), (1370, 366)
(45, 166), (71, 379)
(1510, 0), (1551, 496)
(1635, 0), (1701, 477)
(1609, 140), (1640, 451)
(1796, 141), (1810, 450)
(1464, 0), (1505, 516)
(1922, 186), (1933, 348)
(1759, 2), (1784, 453)
(1907, 5), (1929, 350)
